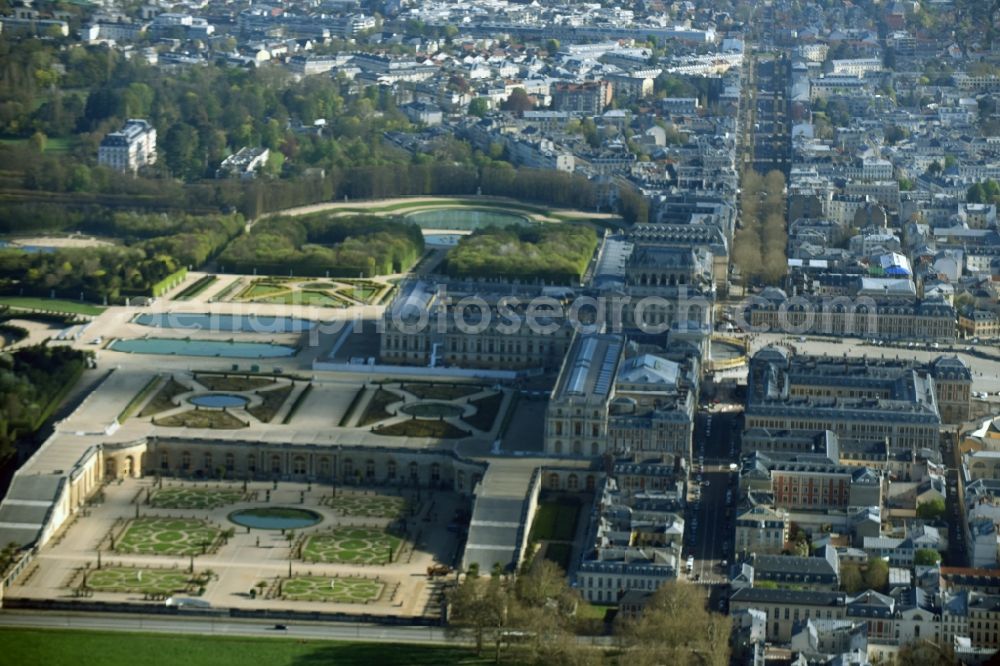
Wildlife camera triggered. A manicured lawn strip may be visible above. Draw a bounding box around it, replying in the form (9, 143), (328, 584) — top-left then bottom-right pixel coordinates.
(118, 375), (162, 424)
(281, 382), (312, 424)
(530, 499), (581, 542)
(0, 296), (105, 316)
(338, 387), (366, 426)
(174, 275), (218, 300)
(358, 388), (399, 426)
(0, 628), (488, 666)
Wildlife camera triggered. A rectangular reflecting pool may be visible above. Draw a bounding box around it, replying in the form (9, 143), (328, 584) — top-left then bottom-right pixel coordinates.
(109, 337), (297, 358)
(133, 312), (316, 333)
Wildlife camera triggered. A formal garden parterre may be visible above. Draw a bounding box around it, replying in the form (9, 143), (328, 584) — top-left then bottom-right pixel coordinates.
(149, 487), (248, 510)
(301, 527), (402, 565)
(80, 566), (211, 596)
(114, 517), (222, 557)
(321, 492), (410, 519)
(278, 575), (384, 603)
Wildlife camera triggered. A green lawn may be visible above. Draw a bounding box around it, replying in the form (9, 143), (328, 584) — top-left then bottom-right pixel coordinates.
(0, 629), (487, 666)
(173, 275), (218, 301)
(0, 135), (75, 153)
(530, 499), (581, 542)
(543, 542), (572, 571)
(0, 296), (105, 316)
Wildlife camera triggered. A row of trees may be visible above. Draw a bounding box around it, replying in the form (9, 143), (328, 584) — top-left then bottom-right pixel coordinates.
(2, 135), (644, 225)
(0, 345), (88, 462)
(218, 214), (424, 277)
(732, 169), (787, 286)
(448, 561), (731, 666)
(446, 225), (599, 284)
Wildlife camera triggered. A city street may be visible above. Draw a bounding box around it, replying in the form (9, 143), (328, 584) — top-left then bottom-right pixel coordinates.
(686, 410), (741, 589)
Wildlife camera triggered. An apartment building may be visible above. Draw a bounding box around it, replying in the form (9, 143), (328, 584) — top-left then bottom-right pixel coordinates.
(550, 80), (613, 115)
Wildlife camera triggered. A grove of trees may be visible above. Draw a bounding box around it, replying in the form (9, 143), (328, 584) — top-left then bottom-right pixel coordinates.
(447, 562), (730, 666)
(0, 211), (242, 302)
(445, 224), (598, 284)
(967, 180), (1000, 206)
(0, 344), (88, 463)
(218, 214), (424, 277)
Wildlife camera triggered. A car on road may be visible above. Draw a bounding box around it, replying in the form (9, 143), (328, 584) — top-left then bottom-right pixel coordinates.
(273, 624), (288, 631)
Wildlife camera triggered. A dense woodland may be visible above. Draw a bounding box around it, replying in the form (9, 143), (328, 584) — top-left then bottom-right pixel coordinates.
(0, 345), (88, 462)
(0, 212), (242, 302)
(0, 35), (651, 225)
(445, 224), (598, 284)
(218, 214), (424, 277)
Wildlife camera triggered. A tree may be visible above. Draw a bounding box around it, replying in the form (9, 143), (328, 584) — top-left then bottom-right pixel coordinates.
(162, 122), (202, 180)
(896, 640), (954, 665)
(468, 98), (489, 118)
(502, 88), (534, 116)
(916, 498), (946, 522)
(914, 549), (942, 566)
(616, 580), (730, 666)
(28, 130), (47, 153)
(446, 575), (509, 659)
(863, 557), (889, 592)
(841, 563), (864, 593)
